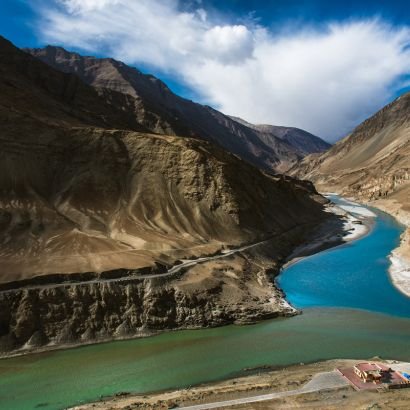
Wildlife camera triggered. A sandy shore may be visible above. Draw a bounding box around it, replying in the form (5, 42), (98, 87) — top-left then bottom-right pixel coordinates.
(389, 252), (410, 297)
(282, 196), (374, 269)
(70, 358), (410, 410)
(368, 198), (410, 298)
(329, 199), (375, 241)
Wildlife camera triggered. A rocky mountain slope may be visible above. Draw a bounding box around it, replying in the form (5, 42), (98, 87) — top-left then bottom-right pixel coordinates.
(27, 46), (330, 172)
(290, 92), (410, 198)
(0, 36), (335, 354)
(290, 92), (410, 209)
(291, 92), (410, 295)
(230, 116), (330, 156)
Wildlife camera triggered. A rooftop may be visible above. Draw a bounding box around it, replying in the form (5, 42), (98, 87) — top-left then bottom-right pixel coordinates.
(355, 363), (389, 372)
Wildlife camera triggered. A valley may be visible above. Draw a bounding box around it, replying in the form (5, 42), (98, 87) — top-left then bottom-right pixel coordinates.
(291, 92), (410, 298)
(0, 2), (409, 406)
(1, 198), (410, 410)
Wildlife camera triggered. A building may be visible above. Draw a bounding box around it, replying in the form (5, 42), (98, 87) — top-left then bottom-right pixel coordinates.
(353, 363), (390, 383)
(338, 362), (410, 390)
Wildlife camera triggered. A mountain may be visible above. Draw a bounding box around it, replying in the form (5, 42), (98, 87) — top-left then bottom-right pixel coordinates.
(290, 92), (410, 294)
(26, 46), (330, 172)
(0, 36), (332, 354)
(230, 116), (331, 156)
(290, 92), (410, 200)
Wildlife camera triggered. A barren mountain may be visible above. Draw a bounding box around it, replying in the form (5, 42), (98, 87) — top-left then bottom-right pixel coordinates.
(27, 46), (329, 172)
(290, 92), (410, 201)
(230, 116), (330, 156)
(0, 36), (336, 354)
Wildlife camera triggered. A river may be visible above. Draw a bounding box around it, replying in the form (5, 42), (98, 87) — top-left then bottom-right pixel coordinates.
(1, 197), (410, 410)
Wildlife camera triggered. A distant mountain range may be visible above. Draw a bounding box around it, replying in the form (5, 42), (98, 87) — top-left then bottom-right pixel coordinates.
(230, 116), (330, 157)
(26, 46), (330, 172)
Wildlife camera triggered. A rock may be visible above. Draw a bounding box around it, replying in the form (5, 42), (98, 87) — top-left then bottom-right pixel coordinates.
(25, 330), (48, 348)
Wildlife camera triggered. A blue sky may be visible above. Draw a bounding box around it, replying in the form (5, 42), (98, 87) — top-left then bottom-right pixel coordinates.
(1, 0), (410, 141)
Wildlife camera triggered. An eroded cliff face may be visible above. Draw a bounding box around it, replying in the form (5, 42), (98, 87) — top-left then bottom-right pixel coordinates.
(0, 244), (302, 356)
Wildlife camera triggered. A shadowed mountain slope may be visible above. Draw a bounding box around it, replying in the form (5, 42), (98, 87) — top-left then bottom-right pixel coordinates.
(0, 35), (329, 283)
(27, 46), (329, 172)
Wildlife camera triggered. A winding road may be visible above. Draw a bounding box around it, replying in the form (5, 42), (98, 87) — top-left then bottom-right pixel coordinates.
(0, 238), (269, 294)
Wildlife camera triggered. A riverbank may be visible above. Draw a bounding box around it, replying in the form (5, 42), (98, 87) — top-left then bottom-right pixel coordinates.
(316, 191), (410, 299)
(69, 358), (410, 410)
(3, 308), (410, 409)
(1, 203), (407, 410)
(282, 196), (374, 269)
(368, 197), (410, 298)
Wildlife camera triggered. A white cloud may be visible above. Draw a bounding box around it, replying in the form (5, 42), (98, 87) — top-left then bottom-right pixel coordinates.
(202, 25), (254, 64)
(37, 0), (410, 141)
(59, 0), (119, 13)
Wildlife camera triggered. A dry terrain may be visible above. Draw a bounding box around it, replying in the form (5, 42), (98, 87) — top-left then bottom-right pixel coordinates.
(70, 359), (410, 410)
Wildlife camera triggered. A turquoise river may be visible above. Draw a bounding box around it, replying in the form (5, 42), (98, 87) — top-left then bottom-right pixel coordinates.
(1, 197), (410, 410)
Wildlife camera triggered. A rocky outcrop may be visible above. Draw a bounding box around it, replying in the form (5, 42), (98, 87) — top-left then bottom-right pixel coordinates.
(0, 245), (301, 356)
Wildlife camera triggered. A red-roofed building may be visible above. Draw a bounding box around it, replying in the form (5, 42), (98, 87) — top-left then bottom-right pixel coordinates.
(354, 363), (390, 383)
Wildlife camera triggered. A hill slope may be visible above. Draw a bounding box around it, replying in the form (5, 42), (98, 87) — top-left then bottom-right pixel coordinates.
(27, 46), (330, 172)
(290, 92), (410, 200)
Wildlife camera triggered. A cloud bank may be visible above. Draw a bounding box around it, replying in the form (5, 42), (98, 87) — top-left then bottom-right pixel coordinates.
(36, 0), (410, 140)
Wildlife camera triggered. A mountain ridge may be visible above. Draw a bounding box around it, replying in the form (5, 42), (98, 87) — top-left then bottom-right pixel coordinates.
(229, 116), (331, 156)
(27, 45), (330, 172)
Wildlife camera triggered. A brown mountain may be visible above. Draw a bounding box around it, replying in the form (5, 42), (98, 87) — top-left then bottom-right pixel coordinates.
(230, 116), (331, 156)
(27, 46), (330, 172)
(0, 36), (334, 354)
(290, 92), (410, 201)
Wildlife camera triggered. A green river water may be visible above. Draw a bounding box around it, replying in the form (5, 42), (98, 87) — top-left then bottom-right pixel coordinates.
(1, 200), (409, 409)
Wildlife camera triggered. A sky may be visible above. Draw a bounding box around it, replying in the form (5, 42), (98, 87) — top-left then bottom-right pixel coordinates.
(1, 0), (410, 142)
